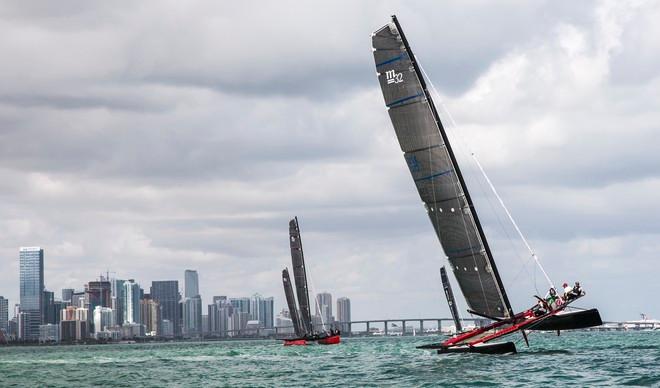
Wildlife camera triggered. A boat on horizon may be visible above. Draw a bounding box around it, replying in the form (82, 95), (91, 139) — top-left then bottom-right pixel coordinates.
(372, 15), (602, 354)
(281, 217), (341, 346)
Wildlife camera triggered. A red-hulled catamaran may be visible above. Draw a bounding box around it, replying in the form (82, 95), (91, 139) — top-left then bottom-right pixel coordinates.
(372, 16), (602, 354)
(282, 217), (341, 346)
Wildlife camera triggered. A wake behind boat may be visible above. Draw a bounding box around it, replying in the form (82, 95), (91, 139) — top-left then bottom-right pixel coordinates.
(281, 217), (341, 346)
(372, 15), (602, 354)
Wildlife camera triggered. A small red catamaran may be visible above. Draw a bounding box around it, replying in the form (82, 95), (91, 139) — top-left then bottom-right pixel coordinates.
(372, 15), (602, 354)
(281, 217), (341, 346)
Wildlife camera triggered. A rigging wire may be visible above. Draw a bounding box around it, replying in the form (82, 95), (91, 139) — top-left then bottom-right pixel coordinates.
(415, 55), (556, 292)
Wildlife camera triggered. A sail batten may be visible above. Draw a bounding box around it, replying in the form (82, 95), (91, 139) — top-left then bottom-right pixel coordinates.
(373, 16), (513, 319)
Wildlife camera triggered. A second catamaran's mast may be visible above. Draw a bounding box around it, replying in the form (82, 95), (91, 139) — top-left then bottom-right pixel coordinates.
(282, 268), (304, 337)
(390, 15), (514, 318)
(440, 266), (462, 332)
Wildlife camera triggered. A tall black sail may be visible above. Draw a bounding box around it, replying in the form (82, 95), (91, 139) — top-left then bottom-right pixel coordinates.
(282, 268), (304, 337)
(372, 16), (513, 319)
(441, 266), (463, 332)
(289, 217), (313, 334)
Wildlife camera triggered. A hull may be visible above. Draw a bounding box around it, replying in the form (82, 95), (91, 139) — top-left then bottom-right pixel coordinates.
(529, 308), (602, 331)
(437, 341), (517, 355)
(283, 339), (307, 346)
(317, 335), (340, 345)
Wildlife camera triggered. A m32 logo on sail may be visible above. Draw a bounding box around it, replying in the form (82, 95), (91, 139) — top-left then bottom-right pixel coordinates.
(385, 69), (403, 84)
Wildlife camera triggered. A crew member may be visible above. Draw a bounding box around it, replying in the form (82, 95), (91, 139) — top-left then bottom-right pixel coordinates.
(546, 287), (559, 309)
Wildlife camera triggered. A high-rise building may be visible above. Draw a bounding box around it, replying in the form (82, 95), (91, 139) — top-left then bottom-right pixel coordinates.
(182, 296), (202, 336)
(184, 270), (199, 299)
(71, 291), (85, 308)
(19, 247), (44, 340)
(123, 280), (141, 324)
(336, 297), (351, 333)
(249, 294), (274, 329)
(42, 290), (56, 324)
(86, 280), (112, 310)
(93, 306), (114, 335)
(61, 288), (74, 303)
(208, 299), (231, 336)
(230, 297), (250, 315)
(316, 292), (333, 329)
(111, 279), (125, 326)
(140, 297), (160, 335)
(151, 281), (180, 336)
(275, 309), (295, 334)
(0, 296), (8, 333)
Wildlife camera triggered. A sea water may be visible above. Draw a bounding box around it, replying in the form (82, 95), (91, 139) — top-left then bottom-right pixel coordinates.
(0, 331), (658, 387)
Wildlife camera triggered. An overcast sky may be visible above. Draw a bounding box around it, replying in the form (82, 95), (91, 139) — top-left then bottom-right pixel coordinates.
(1, 1), (659, 322)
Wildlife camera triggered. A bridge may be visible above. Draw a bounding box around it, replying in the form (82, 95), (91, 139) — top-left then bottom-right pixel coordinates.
(200, 317), (487, 340)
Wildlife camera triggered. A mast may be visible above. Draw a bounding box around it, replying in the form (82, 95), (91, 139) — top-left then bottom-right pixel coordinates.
(289, 217), (313, 335)
(440, 266), (462, 332)
(282, 268), (303, 337)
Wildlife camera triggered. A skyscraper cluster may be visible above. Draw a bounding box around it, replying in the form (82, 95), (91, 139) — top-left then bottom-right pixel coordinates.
(1, 247), (278, 344)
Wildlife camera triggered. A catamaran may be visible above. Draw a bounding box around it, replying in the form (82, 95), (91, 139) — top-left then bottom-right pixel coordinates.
(372, 15), (602, 354)
(281, 217), (341, 346)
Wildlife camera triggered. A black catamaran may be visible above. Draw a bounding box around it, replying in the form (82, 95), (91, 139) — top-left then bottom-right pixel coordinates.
(281, 217), (340, 346)
(372, 15), (601, 354)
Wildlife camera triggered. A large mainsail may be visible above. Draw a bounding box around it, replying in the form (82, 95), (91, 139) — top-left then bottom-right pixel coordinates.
(289, 217), (313, 334)
(372, 16), (513, 319)
(282, 268), (304, 337)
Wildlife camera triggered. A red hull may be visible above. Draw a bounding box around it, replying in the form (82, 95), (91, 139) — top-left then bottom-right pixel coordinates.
(317, 335), (341, 345)
(283, 339), (307, 346)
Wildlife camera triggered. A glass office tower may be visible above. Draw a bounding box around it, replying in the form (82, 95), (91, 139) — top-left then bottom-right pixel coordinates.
(19, 247), (44, 340)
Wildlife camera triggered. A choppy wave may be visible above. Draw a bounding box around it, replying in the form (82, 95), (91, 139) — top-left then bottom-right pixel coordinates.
(0, 332), (658, 387)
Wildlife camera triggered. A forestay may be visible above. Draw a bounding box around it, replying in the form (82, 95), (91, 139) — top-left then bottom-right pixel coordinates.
(372, 17), (512, 319)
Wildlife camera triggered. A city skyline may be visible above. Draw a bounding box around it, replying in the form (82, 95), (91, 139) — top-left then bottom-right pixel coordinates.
(3, 245), (353, 342)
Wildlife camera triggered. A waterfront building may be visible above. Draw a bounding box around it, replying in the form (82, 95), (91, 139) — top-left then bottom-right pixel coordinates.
(250, 294), (274, 329)
(184, 270), (199, 299)
(161, 319), (174, 337)
(60, 319), (87, 342)
(19, 247), (44, 340)
(228, 310), (250, 336)
(139, 297), (160, 335)
(61, 306), (77, 321)
(0, 296), (8, 333)
(275, 310), (295, 334)
(245, 320), (261, 335)
(123, 280), (141, 324)
(71, 291), (85, 308)
(75, 307), (89, 324)
(151, 281), (180, 336)
(86, 280), (112, 310)
(111, 279), (125, 326)
(316, 292), (333, 330)
(121, 322), (144, 338)
(17, 311), (28, 339)
(336, 297), (351, 333)
(208, 300), (230, 336)
(61, 288), (74, 303)
(39, 323), (59, 343)
(229, 297), (250, 315)
(182, 296), (202, 336)
(212, 296), (227, 304)
(42, 290), (56, 324)
(93, 306), (114, 334)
